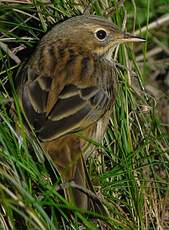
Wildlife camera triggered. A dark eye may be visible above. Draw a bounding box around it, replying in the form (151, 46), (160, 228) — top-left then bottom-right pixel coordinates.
(95, 29), (107, 40)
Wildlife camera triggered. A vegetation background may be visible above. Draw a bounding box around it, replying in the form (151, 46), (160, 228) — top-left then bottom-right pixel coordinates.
(0, 0), (169, 229)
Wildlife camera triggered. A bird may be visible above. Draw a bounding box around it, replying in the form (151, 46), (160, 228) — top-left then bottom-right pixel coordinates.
(17, 15), (144, 212)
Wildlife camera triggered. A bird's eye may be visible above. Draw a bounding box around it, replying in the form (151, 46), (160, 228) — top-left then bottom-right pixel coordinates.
(95, 29), (107, 41)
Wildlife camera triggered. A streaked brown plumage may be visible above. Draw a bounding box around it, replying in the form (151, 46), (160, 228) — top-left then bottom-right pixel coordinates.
(18, 15), (144, 212)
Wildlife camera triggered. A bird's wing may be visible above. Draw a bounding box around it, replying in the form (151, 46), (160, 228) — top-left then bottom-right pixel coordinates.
(19, 55), (114, 141)
(38, 83), (112, 141)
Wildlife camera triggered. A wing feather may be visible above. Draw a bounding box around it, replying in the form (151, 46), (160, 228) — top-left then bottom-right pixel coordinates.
(37, 84), (110, 141)
(19, 53), (114, 142)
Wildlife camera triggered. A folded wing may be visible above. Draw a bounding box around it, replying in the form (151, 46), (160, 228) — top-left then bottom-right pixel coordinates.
(19, 55), (114, 141)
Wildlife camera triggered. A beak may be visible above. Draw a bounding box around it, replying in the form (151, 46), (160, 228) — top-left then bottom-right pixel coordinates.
(116, 32), (146, 43)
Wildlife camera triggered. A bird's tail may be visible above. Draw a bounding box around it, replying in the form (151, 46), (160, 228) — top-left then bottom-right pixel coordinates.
(41, 137), (108, 214)
(62, 156), (108, 215)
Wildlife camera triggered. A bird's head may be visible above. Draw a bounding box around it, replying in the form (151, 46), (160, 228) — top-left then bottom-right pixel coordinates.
(45, 15), (145, 57)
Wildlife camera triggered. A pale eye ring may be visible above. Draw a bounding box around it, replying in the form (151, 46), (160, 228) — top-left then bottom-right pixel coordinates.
(95, 29), (107, 41)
